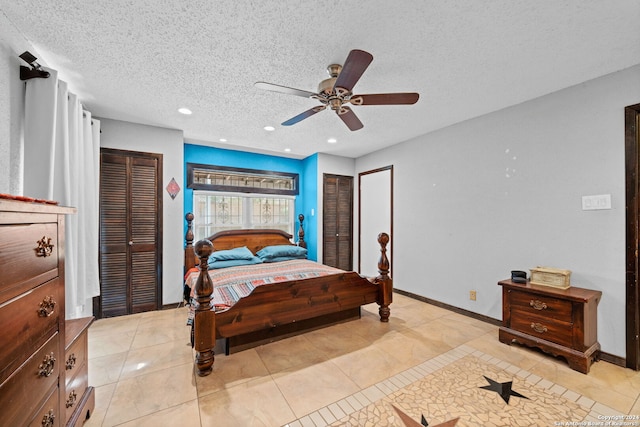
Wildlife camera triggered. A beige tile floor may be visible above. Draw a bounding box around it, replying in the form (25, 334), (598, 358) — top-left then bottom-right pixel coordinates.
(85, 293), (640, 426)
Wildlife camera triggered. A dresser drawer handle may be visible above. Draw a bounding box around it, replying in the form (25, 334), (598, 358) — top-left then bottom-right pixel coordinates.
(529, 299), (548, 310)
(66, 390), (78, 408)
(36, 236), (55, 257)
(41, 409), (55, 427)
(530, 322), (548, 333)
(37, 296), (56, 317)
(66, 353), (77, 370)
(37, 352), (56, 377)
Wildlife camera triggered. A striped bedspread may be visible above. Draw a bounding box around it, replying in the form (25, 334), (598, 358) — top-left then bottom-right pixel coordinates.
(185, 260), (344, 322)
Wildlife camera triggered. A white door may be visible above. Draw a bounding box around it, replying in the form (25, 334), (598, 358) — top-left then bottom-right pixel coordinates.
(359, 166), (392, 277)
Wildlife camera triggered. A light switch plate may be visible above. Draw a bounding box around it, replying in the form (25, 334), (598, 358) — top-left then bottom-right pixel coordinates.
(582, 194), (611, 210)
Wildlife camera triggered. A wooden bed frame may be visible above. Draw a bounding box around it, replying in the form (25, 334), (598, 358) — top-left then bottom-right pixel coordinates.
(184, 213), (393, 376)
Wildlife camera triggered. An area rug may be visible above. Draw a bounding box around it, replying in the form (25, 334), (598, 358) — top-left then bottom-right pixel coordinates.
(324, 346), (595, 427)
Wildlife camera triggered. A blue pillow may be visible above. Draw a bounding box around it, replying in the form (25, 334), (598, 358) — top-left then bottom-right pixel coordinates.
(260, 256), (306, 263)
(208, 246), (254, 263)
(257, 245), (307, 261)
(208, 256), (262, 269)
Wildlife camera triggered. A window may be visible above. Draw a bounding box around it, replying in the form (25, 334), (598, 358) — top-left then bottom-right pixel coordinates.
(192, 192), (295, 240)
(188, 164), (299, 240)
(187, 163), (298, 196)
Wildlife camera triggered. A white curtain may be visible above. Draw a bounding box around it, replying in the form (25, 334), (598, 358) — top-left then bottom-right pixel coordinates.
(23, 68), (100, 318)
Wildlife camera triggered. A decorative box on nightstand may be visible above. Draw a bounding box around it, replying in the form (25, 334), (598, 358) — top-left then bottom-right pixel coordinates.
(498, 279), (601, 374)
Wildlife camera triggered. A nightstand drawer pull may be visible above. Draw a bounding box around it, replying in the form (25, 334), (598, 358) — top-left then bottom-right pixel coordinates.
(66, 390), (77, 408)
(530, 299), (547, 310)
(65, 353), (77, 370)
(41, 409), (55, 427)
(37, 295), (56, 317)
(37, 352), (56, 377)
(36, 236), (55, 257)
(530, 322), (548, 333)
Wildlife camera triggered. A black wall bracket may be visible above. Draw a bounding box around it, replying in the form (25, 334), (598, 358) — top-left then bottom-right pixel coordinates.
(19, 51), (50, 80)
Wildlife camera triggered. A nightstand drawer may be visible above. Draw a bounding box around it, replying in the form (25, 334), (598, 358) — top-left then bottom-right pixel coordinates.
(510, 308), (573, 347)
(65, 327), (88, 382)
(64, 362), (88, 422)
(508, 289), (572, 322)
(64, 316), (95, 425)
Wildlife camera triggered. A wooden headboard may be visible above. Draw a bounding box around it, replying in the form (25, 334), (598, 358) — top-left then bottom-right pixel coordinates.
(206, 229), (294, 254)
(184, 213), (306, 272)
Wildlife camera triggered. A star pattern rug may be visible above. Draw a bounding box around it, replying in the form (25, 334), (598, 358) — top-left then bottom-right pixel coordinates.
(326, 347), (591, 426)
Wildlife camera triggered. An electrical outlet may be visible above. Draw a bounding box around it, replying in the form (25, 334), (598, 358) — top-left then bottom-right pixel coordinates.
(469, 290), (477, 301)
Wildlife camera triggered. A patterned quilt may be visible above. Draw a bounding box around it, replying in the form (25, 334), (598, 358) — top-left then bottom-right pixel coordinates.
(185, 259), (344, 324)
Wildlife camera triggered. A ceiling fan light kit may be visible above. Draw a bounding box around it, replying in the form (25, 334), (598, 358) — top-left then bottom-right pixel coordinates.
(255, 49), (419, 131)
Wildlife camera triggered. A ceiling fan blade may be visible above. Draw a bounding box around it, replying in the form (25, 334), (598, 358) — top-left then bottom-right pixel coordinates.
(350, 92), (420, 106)
(255, 81), (317, 98)
(336, 106), (363, 131)
(282, 105), (326, 126)
(333, 49), (373, 92)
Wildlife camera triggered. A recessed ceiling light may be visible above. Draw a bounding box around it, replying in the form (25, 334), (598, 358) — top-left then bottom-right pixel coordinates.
(178, 107), (192, 115)
(284, 148), (291, 152)
(219, 138), (227, 143)
(327, 138), (337, 144)
(264, 126), (275, 131)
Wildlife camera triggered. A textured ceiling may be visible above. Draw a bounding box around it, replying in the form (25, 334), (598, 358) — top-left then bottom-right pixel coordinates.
(1, 1), (639, 158)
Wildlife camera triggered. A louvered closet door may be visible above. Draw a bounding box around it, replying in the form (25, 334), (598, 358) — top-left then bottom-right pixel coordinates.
(99, 149), (162, 317)
(323, 174), (353, 271)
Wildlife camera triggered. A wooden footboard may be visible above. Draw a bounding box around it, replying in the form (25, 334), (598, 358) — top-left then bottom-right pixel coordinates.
(188, 222), (392, 377)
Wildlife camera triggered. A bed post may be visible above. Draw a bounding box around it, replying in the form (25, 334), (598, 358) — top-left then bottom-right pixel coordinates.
(193, 239), (216, 376)
(184, 212), (195, 273)
(298, 213), (306, 248)
(375, 232), (393, 322)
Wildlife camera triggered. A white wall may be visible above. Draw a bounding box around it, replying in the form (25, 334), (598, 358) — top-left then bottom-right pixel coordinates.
(0, 15), (28, 195)
(356, 64), (640, 358)
(99, 118), (185, 306)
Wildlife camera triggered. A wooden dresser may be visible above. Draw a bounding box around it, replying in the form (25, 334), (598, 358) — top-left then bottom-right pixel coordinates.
(0, 199), (94, 426)
(498, 279), (601, 374)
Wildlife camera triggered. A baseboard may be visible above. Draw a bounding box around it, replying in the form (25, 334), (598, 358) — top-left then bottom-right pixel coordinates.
(394, 288), (501, 327)
(393, 288), (628, 369)
(598, 351), (626, 367)
(161, 301), (185, 310)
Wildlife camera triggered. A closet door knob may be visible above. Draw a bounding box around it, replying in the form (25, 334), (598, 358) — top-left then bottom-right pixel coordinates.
(129, 241), (133, 246)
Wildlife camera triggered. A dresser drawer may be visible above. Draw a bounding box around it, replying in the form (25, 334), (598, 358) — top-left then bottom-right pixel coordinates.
(64, 361), (89, 422)
(510, 308), (574, 347)
(508, 289), (572, 322)
(0, 278), (62, 384)
(0, 222), (59, 304)
(28, 384), (60, 427)
(0, 332), (60, 427)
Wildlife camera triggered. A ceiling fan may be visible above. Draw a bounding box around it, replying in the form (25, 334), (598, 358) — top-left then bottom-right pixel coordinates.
(255, 49), (419, 131)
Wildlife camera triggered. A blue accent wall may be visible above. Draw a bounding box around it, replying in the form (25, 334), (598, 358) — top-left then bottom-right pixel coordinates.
(301, 154), (318, 260)
(184, 144), (318, 259)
